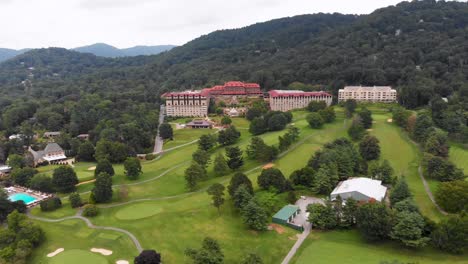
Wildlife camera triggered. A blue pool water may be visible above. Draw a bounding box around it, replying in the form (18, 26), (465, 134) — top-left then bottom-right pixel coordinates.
(9, 193), (37, 204)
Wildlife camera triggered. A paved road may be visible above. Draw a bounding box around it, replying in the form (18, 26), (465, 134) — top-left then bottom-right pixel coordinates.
(281, 222), (311, 264)
(153, 104), (165, 154)
(27, 209), (143, 253)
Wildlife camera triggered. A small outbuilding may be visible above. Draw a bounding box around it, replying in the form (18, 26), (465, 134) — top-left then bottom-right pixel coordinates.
(330, 177), (387, 202)
(272, 205), (301, 225)
(43, 131), (61, 139)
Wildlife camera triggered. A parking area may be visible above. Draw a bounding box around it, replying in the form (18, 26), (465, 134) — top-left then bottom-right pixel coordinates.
(294, 196), (325, 225)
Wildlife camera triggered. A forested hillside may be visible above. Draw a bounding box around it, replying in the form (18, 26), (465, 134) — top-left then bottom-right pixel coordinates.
(0, 0), (467, 156)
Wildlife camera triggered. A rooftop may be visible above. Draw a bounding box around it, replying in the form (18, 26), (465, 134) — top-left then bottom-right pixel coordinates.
(269, 90), (332, 97)
(331, 177), (387, 201)
(273, 205), (300, 221)
(161, 90), (206, 97)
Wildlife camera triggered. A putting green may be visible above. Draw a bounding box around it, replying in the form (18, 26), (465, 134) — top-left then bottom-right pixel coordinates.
(48, 249), (108, 264)
(115, 203), (163, 220)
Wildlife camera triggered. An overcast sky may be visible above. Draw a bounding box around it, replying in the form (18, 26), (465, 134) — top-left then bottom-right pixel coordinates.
(1, 0), (407, 49)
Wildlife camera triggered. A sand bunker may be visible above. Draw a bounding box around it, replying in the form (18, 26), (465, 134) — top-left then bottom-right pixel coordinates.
(387, 118), (393, 123)
(116, 261), (129, 264)
(366, 129), (374, 131)
(47, 248), (64, 257)
(91, 248), (113, 256)
(87, 166), (96, 171)
(263, 163), (275, 169)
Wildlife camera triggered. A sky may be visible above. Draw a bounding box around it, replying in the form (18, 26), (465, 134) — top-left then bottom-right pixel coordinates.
(0, 0), (407, 49)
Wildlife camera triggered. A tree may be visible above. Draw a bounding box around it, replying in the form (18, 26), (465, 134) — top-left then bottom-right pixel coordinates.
(159, 123), (173, 140)
(318, 107), (336, 123)
(307, 203), (337, 229)
(92, 172), (113, 203)
(95, 159), (115, 177)
(307, 112), (324, 129)
(69, 192), (82, 208)
(82, 204), (99, 217)
(393, 198), (419, 213)
(390, 211), (430, 248)
(435, 180), (468, 213)
(29, 174), (54, 193)
(241, 200), (268, 231)
(232, 185), (253, 210)
(185, 237), (224, 264)
(257, 168), (287, 192)
(124, 157), (142, 180)
(358, 107), (373, 129)
(424, 130), (449, 157)
(11, 167), (36, 186)
(431, 214), (468, 254)
(40, 197), (62, 212)
(226, 146), (243, 170)
(312, 165), (338, 195)
(192, 149), (211, 169)
(218, 125), (241, 146)
(185, 162), (206, 191)
(7, 154), (25, 169)
(413, 114), (433, 143)
(390, 177), (411, 206)
(267, 113), (288, 131)
(221, 116), (232, 125)
(289, 167), (315, 187)
(392, 107), (411, 129)
(207, 183), (225, 214)
(78, 141), (95, 161)
(134, 250), (161, 264)
(356, 202), (393, 241)
(424, 154), (465, 182)
(246, 137), (277, 162)
(344, 99), (357, 118)
(307, 101), (327, 112)
(52, 166), (78, 193)
(359, 135), (380, 161)
(240, 253), (263, 264)
(342, 197), (358, 227)
(213, 153), (229, 176)
(228, 172), (253, 196)
(198, 134), (217, 151)
(348, 116), (366, 141)
(249, 117), (267, 135)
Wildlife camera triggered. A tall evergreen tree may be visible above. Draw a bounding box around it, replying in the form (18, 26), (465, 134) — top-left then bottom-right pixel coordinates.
(92, 172), (113, 203)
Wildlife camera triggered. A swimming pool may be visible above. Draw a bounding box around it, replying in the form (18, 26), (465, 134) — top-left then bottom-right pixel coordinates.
(9, 193), (37, 205)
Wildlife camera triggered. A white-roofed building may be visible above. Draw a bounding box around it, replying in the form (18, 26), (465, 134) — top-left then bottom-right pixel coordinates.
(330, 177), (387, 202)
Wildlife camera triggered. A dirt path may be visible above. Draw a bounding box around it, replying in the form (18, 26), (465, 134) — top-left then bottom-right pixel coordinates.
(417, 166), (448, 215)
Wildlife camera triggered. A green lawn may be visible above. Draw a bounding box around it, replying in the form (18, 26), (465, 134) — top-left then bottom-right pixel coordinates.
(29, 219), (138, 264)
(292, 230), (468, 264)
(163, 126), (213, 149)
(449, 143), (468, 174)
(370, 112), (443, 221)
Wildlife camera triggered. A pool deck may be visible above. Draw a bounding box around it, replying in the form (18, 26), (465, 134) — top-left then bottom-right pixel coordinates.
(5, 185), (53, 208)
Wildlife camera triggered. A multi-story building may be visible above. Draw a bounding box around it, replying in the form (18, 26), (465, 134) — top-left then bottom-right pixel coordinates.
(268, 90), (333, 112)
(202, 81), (263, 97)
(338, 86), (397, 102)
(162, 90), (209, 117)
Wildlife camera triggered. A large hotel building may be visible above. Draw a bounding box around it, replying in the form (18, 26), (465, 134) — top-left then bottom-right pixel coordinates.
(268, 90), (333, 112)
(338, 86), (397, 102)
(162, 90), (209, 117)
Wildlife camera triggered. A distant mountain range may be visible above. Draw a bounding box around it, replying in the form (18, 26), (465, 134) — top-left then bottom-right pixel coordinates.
(0, 43), (176, 62)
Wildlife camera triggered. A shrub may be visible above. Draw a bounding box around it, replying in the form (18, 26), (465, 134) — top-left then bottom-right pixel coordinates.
(145, 153), (156, 160)
(69, 193), (82, 208)
(82, 204), (99, 217)
(39, 197), (62, 212)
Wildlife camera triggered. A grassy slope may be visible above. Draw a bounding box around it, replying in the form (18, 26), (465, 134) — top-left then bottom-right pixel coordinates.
(449, 144), (468, 174)
(292, 230), (468, 264)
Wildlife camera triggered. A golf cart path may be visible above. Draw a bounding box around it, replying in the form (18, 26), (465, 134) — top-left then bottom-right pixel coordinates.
(27, 209), (143, 253)
(417, 165), (448, 215)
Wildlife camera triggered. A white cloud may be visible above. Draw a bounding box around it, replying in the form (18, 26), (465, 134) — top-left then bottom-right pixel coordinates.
(0, 0), (407, 49)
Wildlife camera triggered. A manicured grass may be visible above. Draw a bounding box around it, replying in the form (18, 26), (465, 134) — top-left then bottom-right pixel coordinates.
(370, 113), (443, 221)
(29, 219), (138, 264)
(48, 249), (108, 264)
(115, 203), (164, 220)
(449, 143), (468, 174)
(292, 230), (468, 264)
(163, 126), (213, 149)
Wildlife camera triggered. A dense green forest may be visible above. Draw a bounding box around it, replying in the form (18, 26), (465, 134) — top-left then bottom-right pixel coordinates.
(0, 0), (467, 160)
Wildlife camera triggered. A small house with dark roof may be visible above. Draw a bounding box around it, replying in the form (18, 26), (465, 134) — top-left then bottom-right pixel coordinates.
(186, 120), (213, 129)
(28, 143), (67, 167)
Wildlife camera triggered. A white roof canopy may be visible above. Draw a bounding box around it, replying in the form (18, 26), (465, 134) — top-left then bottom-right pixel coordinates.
(331, 177), (387, 202)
